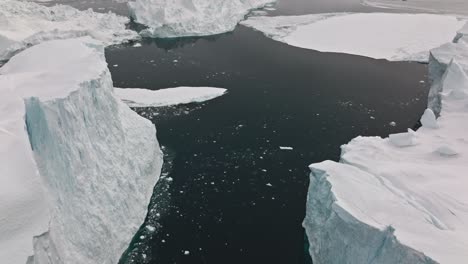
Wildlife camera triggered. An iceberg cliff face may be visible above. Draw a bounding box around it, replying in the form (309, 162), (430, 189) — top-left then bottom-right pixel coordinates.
(0, 0), (138, 61)
(127, 0), (275, 37)
(304, 23), (468, 264)
(0, 37), (162, 263)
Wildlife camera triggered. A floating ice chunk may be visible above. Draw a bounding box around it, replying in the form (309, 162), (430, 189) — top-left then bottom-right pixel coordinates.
(279, 146), (293, 150)
(242, 13), (465, 62)
(128, 0), (276, 38)
(435, 145), (458, 157)
(145, 225), (156, 232)
(266, 183), (273, 187)
(420, 109), (438, 128)
(389, 130), (417, 147)
(114, 87), (227, 107)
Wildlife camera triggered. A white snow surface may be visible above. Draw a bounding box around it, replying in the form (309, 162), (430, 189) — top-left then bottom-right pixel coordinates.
(304, 25), (468, 264)
(127, 0), (275, 37)
(115, 87), (227, 107)
(0, 37), (162, 264)
(0, 0), (138, 60)
(242, 13), (465, 62)
(362, 0), (468, 16)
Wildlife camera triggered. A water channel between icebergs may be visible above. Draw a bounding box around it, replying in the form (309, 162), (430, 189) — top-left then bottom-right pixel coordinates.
(110, 32), (429, 264)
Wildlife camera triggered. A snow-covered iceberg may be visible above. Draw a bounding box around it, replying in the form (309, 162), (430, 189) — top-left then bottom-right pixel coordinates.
(0, 37), (162, 264)
(115, 86), (227, 107)
(127, 0), (275, 38)
(241, 13), (465, 61)
(304, 23), (468, 264)
(0, 0), (138, 61)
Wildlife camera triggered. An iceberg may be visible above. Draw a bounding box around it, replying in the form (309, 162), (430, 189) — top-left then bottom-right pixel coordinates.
(304, 23), (468, 264)
(127, 0), (275, 38)
(0, 0), (138, 61)
(115, 86), (227, 107)
(241, 13), (465, 62)
(0, 37), (162, 264)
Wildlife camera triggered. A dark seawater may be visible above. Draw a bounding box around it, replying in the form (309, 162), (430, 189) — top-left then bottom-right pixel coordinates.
(108, 31), (428, 264)
(40, 0), (429, 263)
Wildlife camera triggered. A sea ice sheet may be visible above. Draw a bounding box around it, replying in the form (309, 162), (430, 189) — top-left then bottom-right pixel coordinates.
(115, 86), (227, 107)
(242, 13), (465, 61)
(363, 0), (468, 16)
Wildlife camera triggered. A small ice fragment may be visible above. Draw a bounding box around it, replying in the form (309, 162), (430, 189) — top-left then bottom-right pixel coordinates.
(261, 169), (267, 172)
(140, 235), (145, 239)
(266, 183), (272, 187)
(113, 64), (118, 67)
(435, 145), (458, 156)
(421, 109), (438, 128)
(279, 146), (293, 150)
(420, 80), (425, 83)
(389, 121), (397, 127)
(133, 43), (142, 47)
(389, 132), (416, 147)
(142, 254), (147, 259)
(173, 59), (178, 63)
(184, 251), (190, 255)
(145, 225), (156, 232)
(370, 116), (376, 120)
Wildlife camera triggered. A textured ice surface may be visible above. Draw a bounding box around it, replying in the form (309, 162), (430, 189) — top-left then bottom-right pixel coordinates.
(0, 0), (138, 60)
(115, 86), (227, 107)
(242, 13), (465, 61)
(127, 0), (275, 37)
(304, 29), (468, 264)
(362, 0), (468, 16)
(0, 37), (162, 264)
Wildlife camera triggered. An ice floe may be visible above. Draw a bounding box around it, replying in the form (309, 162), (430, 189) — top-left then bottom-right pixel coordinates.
(304, 23), (468, 264)
(115, 87), (227, 107)
(242, 13), (465, 61)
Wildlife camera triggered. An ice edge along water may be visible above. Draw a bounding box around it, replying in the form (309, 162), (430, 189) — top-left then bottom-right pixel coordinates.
(0, 37), (162, 264)
(241, 13), (466, 62)
(304, 23), (468, 264)
(0, 0), (139, 61)
(127, 0), (276, 38)
(114, 87), (227, 107)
